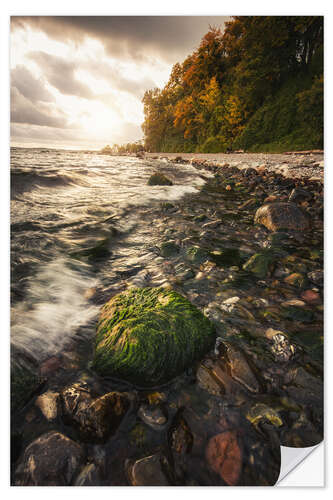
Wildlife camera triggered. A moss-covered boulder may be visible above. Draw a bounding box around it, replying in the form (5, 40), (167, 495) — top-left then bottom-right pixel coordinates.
(92, 287), (216, 386)
(147, 173), (173, 186)
(254, 202), (310, 231)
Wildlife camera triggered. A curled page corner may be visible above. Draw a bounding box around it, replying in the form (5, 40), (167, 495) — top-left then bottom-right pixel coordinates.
(277, 442), (324, 486)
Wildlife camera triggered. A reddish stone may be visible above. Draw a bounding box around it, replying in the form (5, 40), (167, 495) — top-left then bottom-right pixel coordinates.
(40, 356), (61, 377)
(205, 430), (242, 485)
(264, 195), (277, 203)
(301, 289), (321, 304)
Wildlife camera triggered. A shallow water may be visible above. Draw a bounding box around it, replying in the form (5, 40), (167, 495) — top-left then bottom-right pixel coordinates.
(11, 148), (207, 362)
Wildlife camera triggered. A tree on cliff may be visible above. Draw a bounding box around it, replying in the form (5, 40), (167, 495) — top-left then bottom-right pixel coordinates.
(141, 16), (323, 153)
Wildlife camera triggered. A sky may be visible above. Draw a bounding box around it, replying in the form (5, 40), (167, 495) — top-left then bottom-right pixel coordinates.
(10, 16), (229, 150)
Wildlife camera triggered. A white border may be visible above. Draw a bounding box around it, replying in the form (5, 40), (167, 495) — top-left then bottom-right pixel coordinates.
(1, 0), (331, 495)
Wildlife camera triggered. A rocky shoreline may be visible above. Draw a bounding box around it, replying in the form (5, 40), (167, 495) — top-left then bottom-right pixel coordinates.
(11, 153), (323, 486)
(143, 151), (324, 183)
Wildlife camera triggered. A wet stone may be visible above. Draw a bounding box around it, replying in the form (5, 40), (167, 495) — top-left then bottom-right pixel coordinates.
(186, 246), (209, 264)
(307, 270), (323, 287)
(226, 345), (260, 393)
(74, 463), (101, 486)
(289, 187), (312, 203)
(284, 273), (307, 288)
(243, 251), (276, 279)
(61, 382), (130, 442)
(14, 431), (85, 486)
(138, 403), (168, 430)
(147, 173), (173, 186)
(205, 431), (242, 486)
(270, 333), (296, 363)
(246, 403), (283, 428)
(128, 453), (171, 486)
(35, 391), (60, 421)
(254, 202), (310, 232)
(169, 414), (193, 455)
(160, 240), (180, 257)
(196, 362), (225, 396)
(301, 289), (321, 304)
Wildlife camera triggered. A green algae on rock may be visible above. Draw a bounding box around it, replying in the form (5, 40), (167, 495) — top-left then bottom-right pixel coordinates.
(92, 287), (216, 386)
(242, 251), (276, 279)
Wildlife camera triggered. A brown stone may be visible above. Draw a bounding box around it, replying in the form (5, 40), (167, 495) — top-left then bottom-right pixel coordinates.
(254, 202), (310, 231)
(128, 453), (170, 486)
(14, 431), (85, 486)
(301, 289), (321, 304)
(206, 431), (242, 485)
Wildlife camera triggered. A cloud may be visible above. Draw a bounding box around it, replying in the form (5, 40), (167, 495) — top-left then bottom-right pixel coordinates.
(11, 87), (68, 128)
(11, 65), (54, 103)
(11, 16), (230, 63)
(29, 51), (157, 101)
(28, 51), (94, 99)
(84, 59), (157, 99)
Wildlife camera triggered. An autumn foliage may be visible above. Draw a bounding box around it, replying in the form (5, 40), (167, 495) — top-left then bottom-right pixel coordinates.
(142, 16), (323, 153)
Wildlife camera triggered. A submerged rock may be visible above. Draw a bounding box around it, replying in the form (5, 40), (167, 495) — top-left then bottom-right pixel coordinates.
(270, 333), (296, 362)
(209, 248), (241, 267)
(205, 431), (242, 486)
(127, 453), (171, 485)
(138, 403), (168, 430)
(289, 187), (312, 203)
(226, 345), (260, 393)
(74, 463), (101, 486)
(307, 270), (323, 287)
(14, 431), (85, 486)
(92, 287), (216, 386)
(254, 202), (310, 231)
(186, 246), (209, 264)
(147, 173), (173, 186)
(160, 240), (180, 257)
(11, 356), (41, 414)
(246, 404), (283, 428)
(242, 251), (276, 279)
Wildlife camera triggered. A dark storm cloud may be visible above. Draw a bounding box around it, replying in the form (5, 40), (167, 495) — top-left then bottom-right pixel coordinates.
(28, 51), (95, 99)
(11, 65), (55, 103)
(11, 16), (230, 62)
(11, 87), (68, 128)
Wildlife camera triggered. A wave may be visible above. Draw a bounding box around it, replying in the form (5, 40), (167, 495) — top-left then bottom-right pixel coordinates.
(11, 169), (90, 197)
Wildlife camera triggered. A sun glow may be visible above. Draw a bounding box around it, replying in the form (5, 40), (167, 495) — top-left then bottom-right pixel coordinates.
(10, 23), (172, 149)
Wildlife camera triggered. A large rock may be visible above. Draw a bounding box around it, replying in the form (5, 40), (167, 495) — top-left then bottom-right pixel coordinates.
(147, 173), (173, 186)
(254, 202), (310, 231)
(92, 287), (216, 386)
(14, 431), (85, 486)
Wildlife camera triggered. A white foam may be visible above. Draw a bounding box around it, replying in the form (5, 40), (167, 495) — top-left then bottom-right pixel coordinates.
(11, 258), (99, 361)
